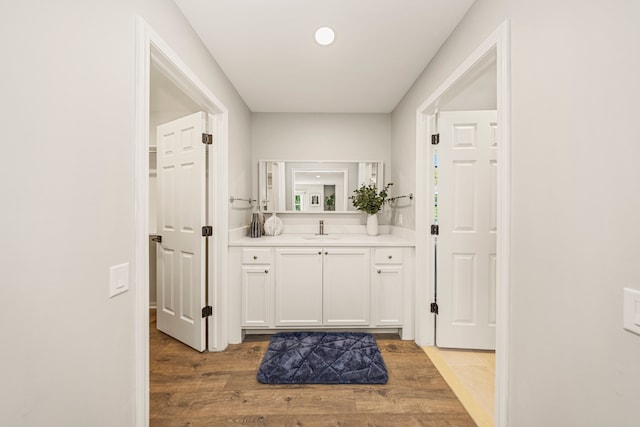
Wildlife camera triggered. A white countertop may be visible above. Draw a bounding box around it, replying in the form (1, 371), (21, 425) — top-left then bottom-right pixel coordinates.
(229, 233), (415, 247)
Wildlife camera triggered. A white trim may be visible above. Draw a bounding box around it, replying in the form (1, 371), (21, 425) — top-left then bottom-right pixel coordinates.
(414, 111), (432, 346)
(207, 110), (230, 351)
(134, 17), (230, 427)
(133, 18), (150, 427)
(494, 20), (511, 427)
(414, 20), (511, 427)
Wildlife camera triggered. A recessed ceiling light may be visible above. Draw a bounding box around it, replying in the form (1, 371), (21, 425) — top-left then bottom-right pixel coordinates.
(315, 26), (335, 46)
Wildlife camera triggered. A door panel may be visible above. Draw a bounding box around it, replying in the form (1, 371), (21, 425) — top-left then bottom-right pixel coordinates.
(241, 266), (273, 327)
(275, 248), (323, 326)
(156, 112), (207, 352)
(436, 110), (497, 350)
(323, 248), (370, 325)
(373, 265), (404, 326)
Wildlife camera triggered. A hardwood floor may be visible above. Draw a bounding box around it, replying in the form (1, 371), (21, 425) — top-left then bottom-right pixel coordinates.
(422, 347), (494, 427)
(150, 310), (476, 426)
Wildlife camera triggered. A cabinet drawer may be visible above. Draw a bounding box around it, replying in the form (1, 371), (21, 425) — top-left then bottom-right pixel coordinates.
(241, 248), (272, 264)
(374, 248), (404, 264)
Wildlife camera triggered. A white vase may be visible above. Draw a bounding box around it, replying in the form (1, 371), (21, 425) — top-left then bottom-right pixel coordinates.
(264, 212), (283, 236)
(366, 213), (379, 236)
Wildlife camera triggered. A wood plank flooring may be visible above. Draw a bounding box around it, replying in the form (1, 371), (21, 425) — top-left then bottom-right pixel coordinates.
(150, 310), (476, 426)
(423, 347), (494, 427)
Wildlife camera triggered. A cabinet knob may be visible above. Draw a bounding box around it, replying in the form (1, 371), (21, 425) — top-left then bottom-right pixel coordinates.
(388, 255), (392, 259)
(264, 270), (268, 274)
(318, 251), (322, 255)
(253, 255), (257, 260)
(377, 269), (382, 274)
(325, 251), (328, 255)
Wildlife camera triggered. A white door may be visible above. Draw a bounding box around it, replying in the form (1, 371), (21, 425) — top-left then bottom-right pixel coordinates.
(435, 110), (497, 350)
(156, 112), (208, 352)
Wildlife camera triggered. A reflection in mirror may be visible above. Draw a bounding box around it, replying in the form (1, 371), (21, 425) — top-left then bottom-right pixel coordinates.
(259, 161), (383, 213)
(292, 168), (347, 212)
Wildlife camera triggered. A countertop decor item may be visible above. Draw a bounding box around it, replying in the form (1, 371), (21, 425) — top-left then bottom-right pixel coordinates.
(352, 182), (393, 236)
(351, 182), (393, 215)
(259, 211), (265, 235)
(366, 213), (379, 236)
(249, 212), (262, 238)
(257, 332), (388, 384)
(263, 212), (283, 236)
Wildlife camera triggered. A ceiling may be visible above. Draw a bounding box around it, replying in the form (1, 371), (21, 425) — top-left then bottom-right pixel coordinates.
(174, 0), (476, 113)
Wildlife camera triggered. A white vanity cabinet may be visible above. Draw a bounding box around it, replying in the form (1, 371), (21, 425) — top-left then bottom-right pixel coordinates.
(230, 236), (415, 342)
(274, 247), (370, 326)
(240, 248), (273, 327)
(372, 248), (405, 326)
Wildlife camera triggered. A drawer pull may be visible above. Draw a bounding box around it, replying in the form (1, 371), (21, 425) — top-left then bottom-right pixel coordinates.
(388, 255), (392, 259)
(325, 251), (328, 255)
(253, 255), (258, 260)
(377, 269), (382, 274)
(318, 251), (322, 255)
(264, 270), (268, 274)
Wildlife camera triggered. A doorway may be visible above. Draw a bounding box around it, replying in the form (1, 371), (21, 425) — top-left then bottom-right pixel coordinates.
(149, 63), (201, 311)
(134, 18), (230, 426)
(414, 21), (511, 426)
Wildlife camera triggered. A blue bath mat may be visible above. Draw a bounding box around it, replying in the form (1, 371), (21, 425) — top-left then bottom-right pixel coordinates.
(257, 332), (388, 384)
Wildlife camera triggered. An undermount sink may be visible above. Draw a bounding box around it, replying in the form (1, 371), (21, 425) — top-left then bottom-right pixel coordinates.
(302, 235), (341, 240)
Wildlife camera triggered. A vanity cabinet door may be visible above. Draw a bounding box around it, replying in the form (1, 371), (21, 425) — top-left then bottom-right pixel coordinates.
(275, 248), (323, 326)
(372, 248), (405, 327)
(372, 265), (404, 326)
(323, 248), (371, 326)
(241, 265), (273, 327)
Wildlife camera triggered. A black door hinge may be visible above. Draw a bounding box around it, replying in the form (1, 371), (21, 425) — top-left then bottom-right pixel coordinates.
(430, 224), (439, 235)
(202, 133), (213, 145)
(430, 302), (439, 315)
(202, 226), (213, 237)
(202, 306), (213, 318)
(431, 133), (440, 145)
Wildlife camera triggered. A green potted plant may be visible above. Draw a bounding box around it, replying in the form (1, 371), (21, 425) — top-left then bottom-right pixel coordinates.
(351, 182), (393, 235)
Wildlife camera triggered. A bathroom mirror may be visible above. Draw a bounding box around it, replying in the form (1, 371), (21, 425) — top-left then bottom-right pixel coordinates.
(258, 160), (383, 213)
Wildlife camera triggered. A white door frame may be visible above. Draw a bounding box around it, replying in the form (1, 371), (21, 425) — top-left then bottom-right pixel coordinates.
(414, 21), (511, 426)
(133, 17), (230, 426)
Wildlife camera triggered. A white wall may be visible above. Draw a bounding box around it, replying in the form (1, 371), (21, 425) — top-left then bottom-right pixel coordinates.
(392, 0), (640, 425)
(250, 113), (394, 227)
(0, 1), (251, 426)
(252, 113), (391, 183)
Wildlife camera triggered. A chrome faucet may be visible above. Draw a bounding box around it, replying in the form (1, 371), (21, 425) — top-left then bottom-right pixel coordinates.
(319, 220), (325, 235)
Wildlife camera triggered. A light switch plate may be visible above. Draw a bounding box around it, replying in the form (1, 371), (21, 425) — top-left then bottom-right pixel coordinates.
(623, 287), (640, 336)
(109, 262), (129, 298)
